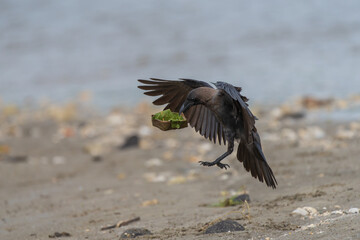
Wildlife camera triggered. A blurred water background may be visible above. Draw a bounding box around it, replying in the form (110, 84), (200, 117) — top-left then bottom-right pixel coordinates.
(1, 0), (360, 110)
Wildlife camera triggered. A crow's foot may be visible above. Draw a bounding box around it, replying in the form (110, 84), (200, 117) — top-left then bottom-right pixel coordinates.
(216, 162), (230, 170)
(199, 161), (215, 167)
(199, 161), (230, 170)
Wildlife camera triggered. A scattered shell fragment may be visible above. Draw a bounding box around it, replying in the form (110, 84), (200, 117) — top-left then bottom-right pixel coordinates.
(348, 208), (359, 214)
(292, 207), (318, 217)
(331, 210), (343, 215)
(141, 199), (158, 207)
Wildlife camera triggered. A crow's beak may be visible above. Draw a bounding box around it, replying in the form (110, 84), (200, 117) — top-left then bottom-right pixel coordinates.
(179, 100), (193, 116)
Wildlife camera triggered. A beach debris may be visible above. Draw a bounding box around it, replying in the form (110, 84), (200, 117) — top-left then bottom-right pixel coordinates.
(141, 199), (158, 207)
(92, 155), (102, 162)
(292, 207), (318, 217)
(348, 208), (359, 214)
(119, 135), (139, 149)
(204, 219), (245, 234)
(211, 194), (250, 207)
(144, 158), (163, 167)
(48, 232), (71, 238)
(100, 216), (140, 231)
(120, 228), (152, 239)
(151, 109), (187, 131)
(300, 96), (333, 110)
(2, 155), (28, 164)
(331, 210), (344, 215)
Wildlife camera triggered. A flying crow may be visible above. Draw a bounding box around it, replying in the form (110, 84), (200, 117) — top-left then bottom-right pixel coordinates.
(138, 78), (277, 188)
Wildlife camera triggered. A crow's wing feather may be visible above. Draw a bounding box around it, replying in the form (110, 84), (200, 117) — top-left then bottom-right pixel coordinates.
(138, 78), (226, 145)
(214, 81), (277, 188)
(214, 81), (257, 143)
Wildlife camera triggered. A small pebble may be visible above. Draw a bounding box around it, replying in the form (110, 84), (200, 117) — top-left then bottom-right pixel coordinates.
(120, 228), (152, 238)
(233, 194), (251, 203)
(292, 207), (317, 216)
(49, 232), (71, 238)
(292, 208), (308, 216)
(331, 210), (343, 215)
(119, 135), (139, 149)
(204, 219), (245, 234)
(348, 208), (359, 214)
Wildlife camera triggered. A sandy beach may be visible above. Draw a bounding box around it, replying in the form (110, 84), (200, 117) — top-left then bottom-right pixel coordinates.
(0, 97), (359, 240)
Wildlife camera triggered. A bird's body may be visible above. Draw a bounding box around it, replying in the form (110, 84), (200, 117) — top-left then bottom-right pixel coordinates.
(138, 78), (277, 188)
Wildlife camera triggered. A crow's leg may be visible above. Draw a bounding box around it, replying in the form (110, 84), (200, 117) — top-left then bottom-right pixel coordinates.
(199, 140), (234, 170)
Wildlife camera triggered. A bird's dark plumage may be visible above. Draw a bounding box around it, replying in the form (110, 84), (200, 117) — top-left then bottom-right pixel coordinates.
(138, 78), (277, 188)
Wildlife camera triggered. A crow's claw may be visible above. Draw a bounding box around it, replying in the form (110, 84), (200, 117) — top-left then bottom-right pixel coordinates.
(216, 162), (230, 170)
(199, 161), (230, 170)
(199, 161), (215, 167)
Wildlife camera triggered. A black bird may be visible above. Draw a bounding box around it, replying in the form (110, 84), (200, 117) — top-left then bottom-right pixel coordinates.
(138, 78), (277, 188)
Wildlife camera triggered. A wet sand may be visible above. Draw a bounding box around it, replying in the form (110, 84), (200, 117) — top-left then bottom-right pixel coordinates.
(0, 99), (359, 239)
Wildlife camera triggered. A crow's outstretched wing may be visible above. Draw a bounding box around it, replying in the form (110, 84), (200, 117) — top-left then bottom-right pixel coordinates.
(138, 78), (226, 144)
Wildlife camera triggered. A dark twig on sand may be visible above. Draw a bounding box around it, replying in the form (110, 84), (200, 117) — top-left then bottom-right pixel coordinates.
(100, 217), (140, 231)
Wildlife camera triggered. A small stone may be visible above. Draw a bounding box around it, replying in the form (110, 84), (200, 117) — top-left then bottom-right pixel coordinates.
(331, 210), (343, 215)
(141, 199), (158, 207)
(49, 232), (71, 238)
(233, 194), (251, 203)
(204, 219), (245, 234)
(92, 155), (102, 162)
(119, 135), (139, 149)
(292, 207), (317, 216)
(303, 207), (318, 216)
(348, 208), (359, 214)
(292, 208), (308, 216)
(3, 155), (28, 164)
(120, 228), (152, 238)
